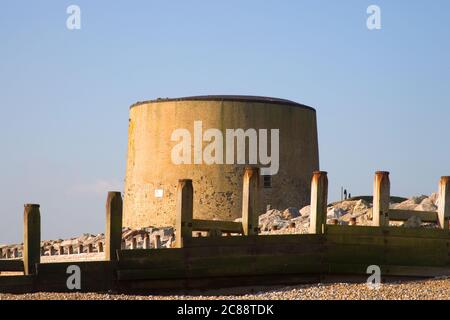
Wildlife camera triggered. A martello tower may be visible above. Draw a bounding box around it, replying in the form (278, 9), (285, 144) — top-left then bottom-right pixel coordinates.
(123, 95), (319, 228)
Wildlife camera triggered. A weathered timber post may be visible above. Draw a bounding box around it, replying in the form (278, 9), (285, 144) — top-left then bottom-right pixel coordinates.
(58, 246), (64, 255)
(309, 171), (328, 234)
(87, 243), (94, 253)
(175, 179), (193, 248)
(438, 176), (450, 230)
(68, 245), (74, 255)
(23, 204), (41, 275)
(373, 171), (390, 227)
(242, 167), (260, 236)
(77, 244), (84, 254)
(105, 192), (123, 261)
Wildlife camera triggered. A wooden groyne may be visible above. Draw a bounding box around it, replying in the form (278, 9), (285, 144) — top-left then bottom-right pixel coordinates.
(0, 168), (449, 293)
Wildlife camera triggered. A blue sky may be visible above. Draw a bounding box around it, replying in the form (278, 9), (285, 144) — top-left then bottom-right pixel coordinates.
(0, 1), (449, 243)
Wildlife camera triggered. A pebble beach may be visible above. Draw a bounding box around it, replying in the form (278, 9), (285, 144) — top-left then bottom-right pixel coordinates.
(0, 277), (448, 300)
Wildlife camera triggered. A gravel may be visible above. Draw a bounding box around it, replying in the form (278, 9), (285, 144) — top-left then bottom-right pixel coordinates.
(0, 277), (448, 300)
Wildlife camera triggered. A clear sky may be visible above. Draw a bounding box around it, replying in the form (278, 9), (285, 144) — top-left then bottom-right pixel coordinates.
(0, 1), (449, 243)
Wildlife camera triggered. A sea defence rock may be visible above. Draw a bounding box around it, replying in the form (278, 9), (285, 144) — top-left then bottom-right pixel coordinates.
(258, 194), (443, 235)
(0, 227), (175, 260)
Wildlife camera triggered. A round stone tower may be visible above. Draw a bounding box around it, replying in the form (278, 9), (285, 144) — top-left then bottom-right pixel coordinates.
(123, 95), (319, 228)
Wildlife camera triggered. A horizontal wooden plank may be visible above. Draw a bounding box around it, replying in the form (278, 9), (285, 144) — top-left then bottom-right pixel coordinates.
(118, 251), (185, 270)
(118, 268), (186, 281)
(0, 275), (35, 293)
(325, 225), (449, 239)
(326, 234), (449, 247)
(118, 253), (325, 281)
(191, 242), (324, 258)
(384, 227), (449, 239)
(184, 234), (324, 248)
(0, 259), (24, 272)
(118, 274), (322, 293)
(326, 244), (386, 265)
(328, 264), (450, 277)
(192, 219), (243, 233)
(326, 236), (449, 267)
(380, 265), (450, 277)
(326, 244), (448, 267)
(326, 234), (386, 246)
(35, 261), (117, 292)
(117, 248), (183, 261)
(117, 242), (325, 270)
(119, 241), (323, 260)
(385, 243), (448, 267)
(389, 209), (438, 223)
(36, 261), (116, 273)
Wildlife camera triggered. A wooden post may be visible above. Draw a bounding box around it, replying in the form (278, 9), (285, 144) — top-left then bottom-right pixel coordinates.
(373, 171), (390, 227)
(309, 171), (328, 234)
(68, 245), (74, 255)
(438, 176), (450, 230)
(105, 192), (123, 261)
(87, 244), (94, 253)
(23, 204), (41, 275)
(242, 167), (260, 236)
(77, 244), (84, 254)
(98, 242), (104, 253)
(58, 246), (64, 255)
(175, 179), (193, 248)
